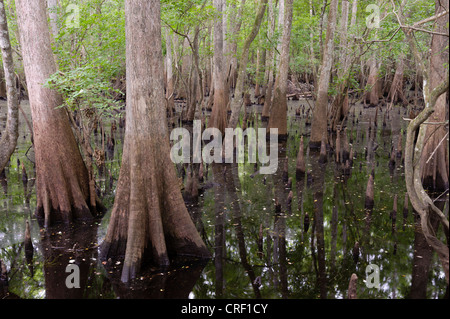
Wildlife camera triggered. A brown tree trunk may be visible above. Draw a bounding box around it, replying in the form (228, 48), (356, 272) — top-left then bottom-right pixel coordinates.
(388, 56), (406, 106)
(226, 0), (246, 91)
(208, 0), (228, 135)
(403, 0), (449, 283)
(267, 0), (293, 139)
(347, 273), (358, 299)
(261, 0), (276, 120)
(47, 0), (59, 40)
(0, 0), (19, 172)
(329, 0), (354, 131)
(165, 28), (175, 117)
(101, 0), (209, 283)
(419, 0), (449, 192)
(16, 0), (96, 227)
(309, 0), (338, 148)
(228, 0), (267, 130)
(365, 56), (381, 106)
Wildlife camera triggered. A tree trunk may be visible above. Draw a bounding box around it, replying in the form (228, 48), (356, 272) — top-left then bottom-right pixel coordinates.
(16, 0), (97, 227)
(403, 0), (449, 281)
(228, 0), (267, 130)
(261, 0), (276, 120)
(47, 0), (59, 40)
(209, 0), (228, 135)
(254, 47), (262, 97)
(185, 25), (205, 123)
(365, 56), (381, 106)
(419, 0), (449, 192)
(275, 0), (285, 71)
(267, 0), (293, 139)
(165, 28), (175, 116)
(309, 0), (338, 148)
(101, 0), (210, 283)
(226, 0), (246, 91)
(0, 0), (19, 172)
(329, 0), (353, 131)
(388, 56), (406, 106)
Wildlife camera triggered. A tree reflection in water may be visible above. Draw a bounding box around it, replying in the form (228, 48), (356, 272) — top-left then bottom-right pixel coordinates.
(0, 101), (448, 299)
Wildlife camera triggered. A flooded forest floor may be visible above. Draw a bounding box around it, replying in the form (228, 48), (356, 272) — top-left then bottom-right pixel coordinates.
(0, 94), (448, 299)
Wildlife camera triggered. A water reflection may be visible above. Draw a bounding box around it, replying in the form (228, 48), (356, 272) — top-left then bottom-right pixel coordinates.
(104, 258), (208, 299)
(40, 223), (99, 299)
(0, 100), (448, 299)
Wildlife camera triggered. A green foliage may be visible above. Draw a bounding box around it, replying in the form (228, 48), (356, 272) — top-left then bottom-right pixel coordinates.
(43, 1), (125, 117)
(161, 0), (216, 30)
(54, 0), (125, 71)
(43, 64), (122, 117)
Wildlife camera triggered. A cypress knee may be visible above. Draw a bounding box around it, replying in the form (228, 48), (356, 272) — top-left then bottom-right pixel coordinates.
(390, 194), (398, 233)
(365, 174), (374, 210)
(319, 134), (327, 164)
(402, 192), (409, 230)
(348, 273), (358, 299)
(304, 212), (310, 233)
(296, 136), (306, 179)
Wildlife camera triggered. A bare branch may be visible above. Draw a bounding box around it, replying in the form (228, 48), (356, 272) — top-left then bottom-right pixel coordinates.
(413, 8), (449, 27)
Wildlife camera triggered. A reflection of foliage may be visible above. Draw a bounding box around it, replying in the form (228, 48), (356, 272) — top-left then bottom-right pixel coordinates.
(191, 112), (446, 299)
(1, 107), (447, 298)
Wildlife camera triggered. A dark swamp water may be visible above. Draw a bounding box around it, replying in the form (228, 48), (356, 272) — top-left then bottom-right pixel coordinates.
(0, 98), (448, 299)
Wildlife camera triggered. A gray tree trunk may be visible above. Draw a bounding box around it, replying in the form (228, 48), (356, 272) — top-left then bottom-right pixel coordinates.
(101, 0), (209, 283)
(309, 0), (339, 148)
(228, 0), (268, 129)
(0, 0), (19, 172)
(267, 0), (294, 138)
(209, 0), (228, 134)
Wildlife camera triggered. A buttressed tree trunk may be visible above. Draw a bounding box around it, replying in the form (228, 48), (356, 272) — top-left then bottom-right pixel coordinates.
(0, 0), (19, 173)
(267, 0), (293, 139)
(101, 0), (210, 283)
(309, 0), (338, 148)
(16, 0), (97, 227)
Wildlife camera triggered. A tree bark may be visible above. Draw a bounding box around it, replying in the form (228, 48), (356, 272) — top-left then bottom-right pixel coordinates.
(209, 0), (228, 135)
(275, 0), (285, 70)
(165, 28), (175, 116)
(329, 0), (354, 131)
(388, 56), (406, 106)
(261, 0), (276, 120)
(225, 0), (246, 90)
(267, 0), (293, 139)
(101, 0), (209, 283)
(347, 273), (358, 299)
(401, 0), (449, 282)
(16, 0), (96, 227)
(309, 0), (338, 148)
(0, 0), (19, 172)
(228, 0), (267, 130)
(365, 55), (381, 106)
(419, 0), (449, 192)
(47, 0), (59, 40)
